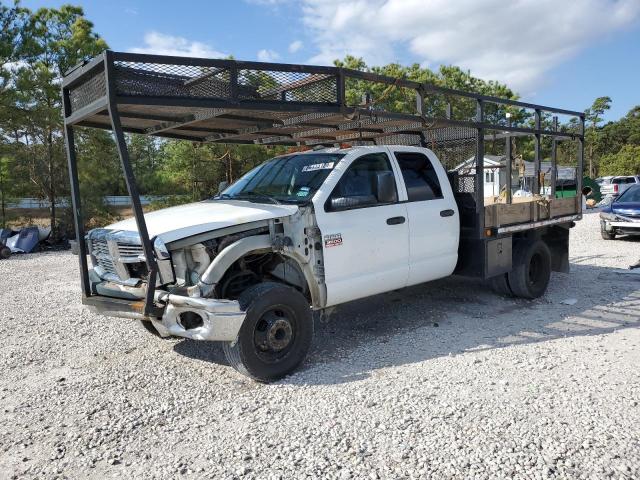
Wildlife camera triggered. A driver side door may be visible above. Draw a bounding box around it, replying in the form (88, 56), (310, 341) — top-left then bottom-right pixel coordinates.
(313, 151), (409, 307)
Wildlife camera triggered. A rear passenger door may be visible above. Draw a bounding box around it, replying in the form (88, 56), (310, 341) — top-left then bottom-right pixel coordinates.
(391, 148), (460, 286)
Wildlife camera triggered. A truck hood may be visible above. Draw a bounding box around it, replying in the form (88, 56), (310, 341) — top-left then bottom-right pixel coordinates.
(105, 200), (298, 243)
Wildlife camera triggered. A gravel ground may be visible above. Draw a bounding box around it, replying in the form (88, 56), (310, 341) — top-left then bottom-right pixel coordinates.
(1, 212), (639, 479)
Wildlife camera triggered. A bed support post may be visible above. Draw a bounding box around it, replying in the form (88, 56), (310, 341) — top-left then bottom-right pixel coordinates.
(476, 99), (485, 238)
(534, 109), (542, 195)
(505, 113), (512, 205)
(550, 116), (558, 199)
(104, 51), (159, 315)
(62, 86), (91, 298)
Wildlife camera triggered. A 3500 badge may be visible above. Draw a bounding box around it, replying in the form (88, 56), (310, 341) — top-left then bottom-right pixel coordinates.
(324, 233), (342, 248)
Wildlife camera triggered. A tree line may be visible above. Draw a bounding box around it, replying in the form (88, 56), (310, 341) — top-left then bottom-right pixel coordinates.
(1, 2), (638, 234)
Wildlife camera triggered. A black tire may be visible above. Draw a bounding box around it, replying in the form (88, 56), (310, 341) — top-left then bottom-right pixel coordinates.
(0, 246), (10, 259)
(601, 229), (616, 240)
(508, 240), (552, 299)
(489, 273), (513, 296)
(138, 319), (166, 338)
(223, 282), (313, 382)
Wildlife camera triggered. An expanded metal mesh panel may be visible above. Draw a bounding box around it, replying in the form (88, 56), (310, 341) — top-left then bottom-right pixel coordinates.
(455, 175), (476, 193)
(423, 127), (478, 171)
(114, 61), (238, 99)
(112, 61), (339, 105)
(237, 69), (337, 103)
(69, 68), (106, 113)
(374, 133), (422, 146)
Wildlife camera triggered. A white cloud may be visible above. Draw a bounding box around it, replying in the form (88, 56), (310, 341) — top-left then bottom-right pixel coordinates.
(298, 0), (640, 93)
(130, 31), (226, 58)
(257, 49), (281, 62)
(288, 40), (303, 53)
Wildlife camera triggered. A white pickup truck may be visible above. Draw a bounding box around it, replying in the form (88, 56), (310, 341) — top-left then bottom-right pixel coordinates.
(85, 145), (568, 381)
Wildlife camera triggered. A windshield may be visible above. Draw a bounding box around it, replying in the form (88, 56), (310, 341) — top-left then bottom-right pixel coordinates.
(218, 153), (345, 204)
(617, 185), (640, 203)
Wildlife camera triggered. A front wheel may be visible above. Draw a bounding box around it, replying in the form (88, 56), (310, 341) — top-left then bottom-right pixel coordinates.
(601, 229), (616, 240)
(223, 282), (313, 382)
(508, 240), (552, 299)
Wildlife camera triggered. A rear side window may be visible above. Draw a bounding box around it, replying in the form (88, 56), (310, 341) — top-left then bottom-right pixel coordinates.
(613, 177), (636, 184)
(395, 152), (443, 201)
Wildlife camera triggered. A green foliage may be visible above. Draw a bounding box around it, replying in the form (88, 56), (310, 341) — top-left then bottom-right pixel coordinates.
(599, 145), (640, 177)
(2, 3), (108, 234)
(335, 56), (518, 122)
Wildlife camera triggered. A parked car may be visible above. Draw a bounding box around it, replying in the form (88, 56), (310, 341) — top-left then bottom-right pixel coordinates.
(599, 184), (640, 240)
(599, 175), (640, 197)
(595, 176), (614, 186)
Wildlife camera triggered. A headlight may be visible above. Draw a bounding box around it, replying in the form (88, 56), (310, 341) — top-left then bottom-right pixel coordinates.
(154, 237), (171, 259)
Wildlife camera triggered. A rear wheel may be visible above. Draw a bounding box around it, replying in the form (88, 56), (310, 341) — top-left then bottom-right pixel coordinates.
(489, 273), (513, 296)
(508, 240), (552, 299)
(223, 282), (313, 382)
(0, 246), (10, 259)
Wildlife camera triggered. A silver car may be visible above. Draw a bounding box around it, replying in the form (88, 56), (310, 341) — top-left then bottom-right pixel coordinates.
(599, 175), (640, 197)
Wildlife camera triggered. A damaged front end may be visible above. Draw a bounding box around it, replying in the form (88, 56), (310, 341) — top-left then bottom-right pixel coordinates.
(84, 228), (248, 342)
(83, 206), (325, 343)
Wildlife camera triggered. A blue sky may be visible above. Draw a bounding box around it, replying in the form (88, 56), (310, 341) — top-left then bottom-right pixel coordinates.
(23, 0), (640, 122)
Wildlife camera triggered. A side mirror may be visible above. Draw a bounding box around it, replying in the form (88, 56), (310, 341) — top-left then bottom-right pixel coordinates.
(218, 181), (229, 194)
(329, 195), (377, 211)
(376, 171), (397, 203)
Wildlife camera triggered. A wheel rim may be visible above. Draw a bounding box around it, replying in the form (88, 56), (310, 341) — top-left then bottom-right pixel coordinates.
(253, 306), (295, 362)
(528, 252), (543, 287)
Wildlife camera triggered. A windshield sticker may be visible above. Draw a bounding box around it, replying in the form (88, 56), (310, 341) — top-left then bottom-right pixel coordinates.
(296, 186), (311, 197)
(302, 162), (334, 172)
(324, 233), (342, 248)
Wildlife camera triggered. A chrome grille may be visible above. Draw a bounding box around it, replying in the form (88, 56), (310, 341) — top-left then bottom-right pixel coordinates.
(117, 242), (144, 258)
(97, 257), (118, 275)
(90, 238), (118, 275)
(91, 238), (110, 256)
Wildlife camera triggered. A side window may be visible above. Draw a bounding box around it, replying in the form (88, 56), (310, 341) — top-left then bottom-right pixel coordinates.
(326, 152), (397, 211)
(395, 152), (443, 201)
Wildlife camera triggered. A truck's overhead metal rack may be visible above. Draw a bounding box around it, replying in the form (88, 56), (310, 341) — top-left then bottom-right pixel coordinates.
(62, 51), (585, 315)
(64, 51), (584, 145)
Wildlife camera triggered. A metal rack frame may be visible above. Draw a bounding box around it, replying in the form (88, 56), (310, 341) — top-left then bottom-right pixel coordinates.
(62, 50), (585, 314)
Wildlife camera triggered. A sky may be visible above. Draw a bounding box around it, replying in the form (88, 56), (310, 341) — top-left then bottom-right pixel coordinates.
(21, 0), (640, 122)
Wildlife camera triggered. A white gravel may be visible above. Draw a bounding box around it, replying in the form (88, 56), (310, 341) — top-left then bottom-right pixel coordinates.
(1, 212), (639, 479)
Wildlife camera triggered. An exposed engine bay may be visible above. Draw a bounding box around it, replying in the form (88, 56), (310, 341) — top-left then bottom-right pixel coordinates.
(85, 206), (326, 343)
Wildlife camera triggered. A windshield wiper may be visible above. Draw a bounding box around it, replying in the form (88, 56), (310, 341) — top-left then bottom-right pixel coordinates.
(233, 192), (282, 205)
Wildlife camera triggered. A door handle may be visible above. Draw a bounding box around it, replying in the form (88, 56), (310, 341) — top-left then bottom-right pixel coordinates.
(386, 216), (405, 225)
(440, 209), (455, 217)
